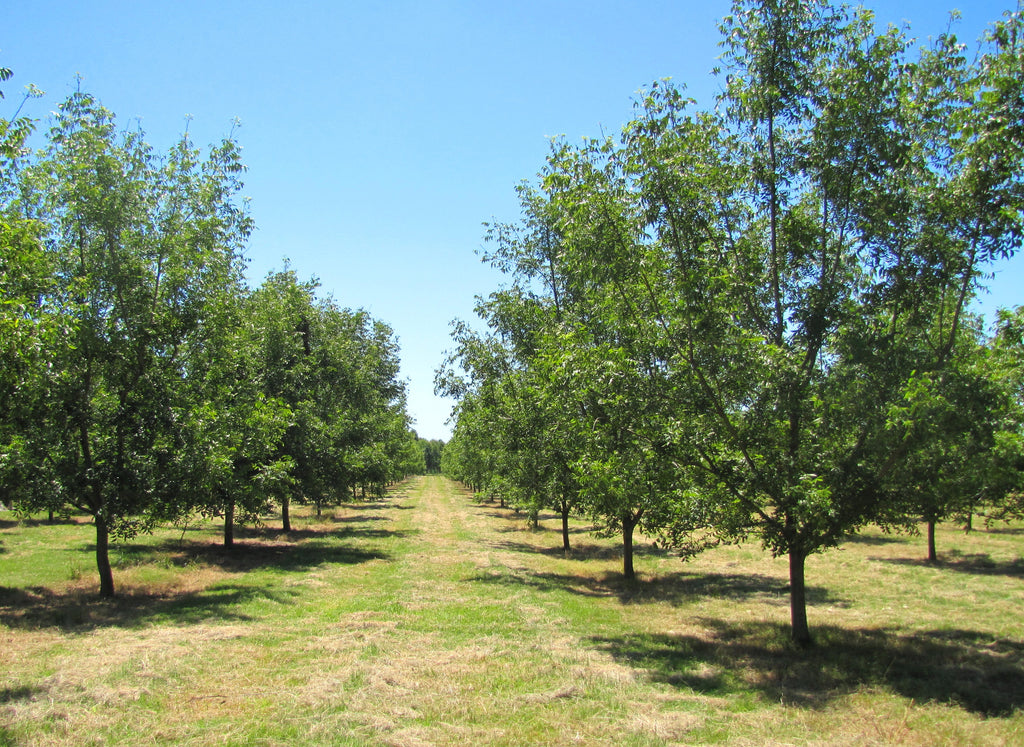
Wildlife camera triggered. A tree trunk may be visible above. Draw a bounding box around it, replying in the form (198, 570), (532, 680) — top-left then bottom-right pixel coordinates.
(95, 515), (115, 598)
(789, 547), (811, 647)
(927, 520), (938, 563)
(561, 500), (571, 553)
(223, 496), (235, 548)
(622, 513), (636, 581)
(281, 494), (291, 533)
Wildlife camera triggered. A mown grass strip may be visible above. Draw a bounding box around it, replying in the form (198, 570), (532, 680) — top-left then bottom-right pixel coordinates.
(2, 476), (1023, 745)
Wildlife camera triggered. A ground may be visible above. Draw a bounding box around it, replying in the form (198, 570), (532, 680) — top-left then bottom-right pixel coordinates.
(1, 476), (1022, 745)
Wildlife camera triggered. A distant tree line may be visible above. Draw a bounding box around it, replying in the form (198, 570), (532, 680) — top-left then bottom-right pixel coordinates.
(437, 0), (1024, 646)
(421, 438), (445, 474)
(0, 81), (424, 596)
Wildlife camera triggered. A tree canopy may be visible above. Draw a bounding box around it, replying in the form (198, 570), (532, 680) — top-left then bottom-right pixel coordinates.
(1, 84), (421, 595)
(440, 0), (1024, 645)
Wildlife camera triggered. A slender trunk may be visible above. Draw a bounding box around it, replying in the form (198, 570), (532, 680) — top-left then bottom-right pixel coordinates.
(789, 547), (811, 647)
(95, 515), (115, 598)
(561, 500), (571, 553)
(927, 520), (938, 563)
(281, 494), (291, 533)
(223, 495), (234, 548)
(622, 513), (636, 581)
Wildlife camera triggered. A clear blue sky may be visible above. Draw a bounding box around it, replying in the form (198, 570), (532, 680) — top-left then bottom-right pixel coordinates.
(5, 1), (1021, 440)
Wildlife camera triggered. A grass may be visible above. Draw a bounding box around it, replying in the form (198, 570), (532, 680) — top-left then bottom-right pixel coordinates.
(1, 476), (1022, 745)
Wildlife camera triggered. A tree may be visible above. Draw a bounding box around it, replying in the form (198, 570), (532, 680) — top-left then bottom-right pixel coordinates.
(978, 306), (1024, 524)
(422, 438), (445, 474)
(179, 282), (294, 547)
(450, 0), (1024, 644)
(8, 90), (252, 595)
(0, 67), (51, 512)
(0, 64), (42, 163)
(605, 2), (1019, 643)
(883, 314), (1023, 561)
(439, 390), (500, 495)
(249, 269), (411, 522)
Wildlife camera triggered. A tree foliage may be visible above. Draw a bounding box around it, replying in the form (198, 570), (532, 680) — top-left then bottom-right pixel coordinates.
(441, 0), (1024, 645)
(1, 84), (419, 593)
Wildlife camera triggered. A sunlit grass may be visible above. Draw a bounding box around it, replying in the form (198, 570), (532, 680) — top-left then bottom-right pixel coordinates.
(2, 479), (1022, 745)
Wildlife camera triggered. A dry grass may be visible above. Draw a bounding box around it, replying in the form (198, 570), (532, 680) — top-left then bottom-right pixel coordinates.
(2, 478), (1023, 745)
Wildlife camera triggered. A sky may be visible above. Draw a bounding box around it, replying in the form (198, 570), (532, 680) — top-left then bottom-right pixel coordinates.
(4, 0), (1021, 440)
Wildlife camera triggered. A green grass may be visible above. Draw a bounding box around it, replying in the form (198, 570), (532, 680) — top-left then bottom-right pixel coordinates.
(2, 478), (1023, 745)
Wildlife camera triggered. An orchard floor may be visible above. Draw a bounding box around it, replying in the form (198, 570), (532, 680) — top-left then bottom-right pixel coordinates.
(1, 476), (1022, 745)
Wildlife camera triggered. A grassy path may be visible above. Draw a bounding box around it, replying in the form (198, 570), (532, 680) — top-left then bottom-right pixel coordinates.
(327, 475), (665, 746)
(2, 475), (1023, 745)
(1, 477), (669, 746)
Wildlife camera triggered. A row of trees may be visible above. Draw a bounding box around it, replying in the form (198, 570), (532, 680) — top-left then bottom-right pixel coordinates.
(1, 81), (423, 596)
(438, 0), (1024, 646)
(421, 438), (445, 474)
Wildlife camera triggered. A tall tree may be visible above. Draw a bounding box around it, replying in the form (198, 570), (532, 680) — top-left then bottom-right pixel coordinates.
(449, 1), (1023, 644)
(250, 269), (410, 521)
(883, 314), (1022, 561)
(0, 67), (50, 512)
(179, 282), (294, 547)
(8, 90), (252, 595)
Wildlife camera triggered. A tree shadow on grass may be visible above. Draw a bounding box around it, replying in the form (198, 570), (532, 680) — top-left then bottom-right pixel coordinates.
(487, 537), (668, 562)
(588, 619), (1024, 717)
(875, 552), (1024, 579)
(333, 524), (421, 542)
(91, 534), (392, 575)
(331, 513), (392, 525)
(487, 537), (614, 559)
(471, 565), (845, 608)
(840, 533), (906, 546)
(0, 531), (392, 631)
(475, 508), (532, 528)
(0, 581), (288, 632)
(0, 685), (42, 704)
(472, 506), (589, 531)
(340, 500), (415, 511)
(223, 522), (419, 544)
(982, 525), (1024, 536)
(0, 515), (83, 531)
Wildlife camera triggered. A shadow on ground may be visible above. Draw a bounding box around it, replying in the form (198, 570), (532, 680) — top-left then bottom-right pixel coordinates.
(470, 564), (846, 608)
(0, 534), (391, 631)
(486, 538), (634, 562)
(0, 580), (292, 631)
(588, 619), (1024, 717)
(163, 536), (391, 573)
(982, 525), (1024, 536)
(338, 500), (415, 512)
(874, 552), (1024, 579)
(840, 533), (906, 546)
